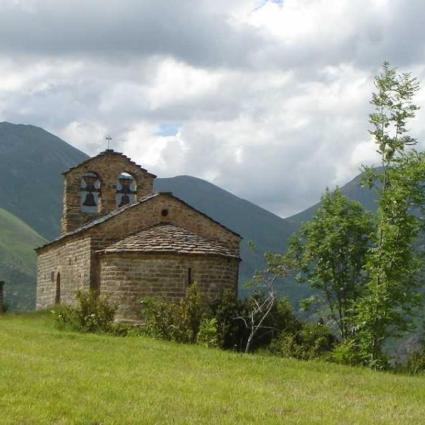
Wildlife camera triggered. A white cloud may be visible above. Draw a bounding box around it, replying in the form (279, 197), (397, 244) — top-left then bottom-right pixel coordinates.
(1, 0), (425, 216)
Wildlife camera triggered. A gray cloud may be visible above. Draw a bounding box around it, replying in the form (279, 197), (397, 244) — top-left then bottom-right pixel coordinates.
(0, 0), (266, 68)
(1, 0), (425, 216)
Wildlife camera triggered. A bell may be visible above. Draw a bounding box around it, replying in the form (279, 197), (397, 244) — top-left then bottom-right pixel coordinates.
(83, 192), (97, 207)
(83, 174), (97, 192)
(118, 194), (130, 207)
(119, 176), (132, 194)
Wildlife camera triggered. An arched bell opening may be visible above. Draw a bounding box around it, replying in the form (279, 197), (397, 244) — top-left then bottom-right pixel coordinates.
(80, 172), (101, 213)
(116, 172), (137, 208)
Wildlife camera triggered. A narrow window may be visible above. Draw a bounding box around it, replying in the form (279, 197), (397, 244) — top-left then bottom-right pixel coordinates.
(55, 273), (61, 305)
(187, 268), (193, 286)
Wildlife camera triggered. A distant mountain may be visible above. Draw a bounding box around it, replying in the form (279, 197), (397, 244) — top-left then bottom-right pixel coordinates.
(287, 172), (378, 227)
(0, 208), (46, 310)
(0, 122), (88, 239)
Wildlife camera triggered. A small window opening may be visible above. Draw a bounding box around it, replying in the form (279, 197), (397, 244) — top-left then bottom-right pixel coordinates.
(161, 208), (169, 217)
(187, 268), (193, 286)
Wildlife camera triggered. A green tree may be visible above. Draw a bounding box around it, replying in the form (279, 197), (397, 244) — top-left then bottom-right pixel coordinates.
(355, 62), (425, 367)
(273, 189), (373, 340)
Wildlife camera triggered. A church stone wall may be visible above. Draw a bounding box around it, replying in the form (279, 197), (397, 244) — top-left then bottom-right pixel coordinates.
(99, 253), (239, 321)
(36, 237), (92, 309)
(37, 193), (241, 312)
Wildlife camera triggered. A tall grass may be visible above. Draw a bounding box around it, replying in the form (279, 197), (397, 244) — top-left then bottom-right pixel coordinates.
(1, 312), (425, 424)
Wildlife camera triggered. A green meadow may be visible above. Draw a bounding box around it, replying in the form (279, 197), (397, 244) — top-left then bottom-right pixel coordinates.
(1, 313), (425, 425)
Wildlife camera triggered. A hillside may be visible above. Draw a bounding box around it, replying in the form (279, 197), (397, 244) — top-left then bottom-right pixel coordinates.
(287, 172), (377, 226)
(0, 209), (46, 310)
(1, 313), (425, 425)
(0, 122), (88, 239)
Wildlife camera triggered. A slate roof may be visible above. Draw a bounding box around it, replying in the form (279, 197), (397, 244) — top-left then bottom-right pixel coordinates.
(100, 223), (238, 258)
(63, 149), (156, 178)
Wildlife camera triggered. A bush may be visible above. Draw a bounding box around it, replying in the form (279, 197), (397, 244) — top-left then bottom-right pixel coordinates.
(211, 292), (300, 352)
(54, 290), (117, 333)
(404, 350), (425, 375)
(269, 322), (336, 360)
(197, 318), (219, 348)
(211, 289), (249, 351)
(141, 286), (320, 357)
(254, 297), (301, 349)
(142, 283), (209, 343)
(179, 283), (206, 343)
(330, 340), (363, 366)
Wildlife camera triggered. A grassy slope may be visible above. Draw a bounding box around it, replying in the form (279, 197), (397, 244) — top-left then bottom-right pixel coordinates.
(0, 208), (46, 310)
(1, 314), (425, 425)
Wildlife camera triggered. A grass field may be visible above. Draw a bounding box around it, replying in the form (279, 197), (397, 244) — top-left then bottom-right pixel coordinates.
(1, 313), (425, 424)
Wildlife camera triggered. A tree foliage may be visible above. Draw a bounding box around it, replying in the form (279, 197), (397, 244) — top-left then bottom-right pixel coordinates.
(276, 188), (373, 339)
(352, 63), (425, 367)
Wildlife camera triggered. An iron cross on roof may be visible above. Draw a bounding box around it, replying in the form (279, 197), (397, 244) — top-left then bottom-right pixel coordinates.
(105, 135), (112, 150)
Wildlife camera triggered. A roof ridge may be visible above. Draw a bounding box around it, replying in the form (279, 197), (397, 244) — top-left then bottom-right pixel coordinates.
(62, 149), (156, 177)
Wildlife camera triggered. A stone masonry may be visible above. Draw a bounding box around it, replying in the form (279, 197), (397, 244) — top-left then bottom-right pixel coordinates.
(61, 150), (156, 234)
(100, 253), (239, 321)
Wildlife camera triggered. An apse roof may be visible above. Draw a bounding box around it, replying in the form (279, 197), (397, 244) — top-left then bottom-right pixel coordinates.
(100, 223), (238, 258)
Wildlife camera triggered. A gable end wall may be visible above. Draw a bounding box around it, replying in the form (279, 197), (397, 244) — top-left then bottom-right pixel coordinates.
(89, 195), (240, 254)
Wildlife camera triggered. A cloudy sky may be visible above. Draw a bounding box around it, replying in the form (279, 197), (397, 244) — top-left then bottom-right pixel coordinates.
(1, 0), (425, 217)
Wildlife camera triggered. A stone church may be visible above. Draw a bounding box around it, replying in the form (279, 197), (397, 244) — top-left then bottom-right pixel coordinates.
(36, 149), (241, 320)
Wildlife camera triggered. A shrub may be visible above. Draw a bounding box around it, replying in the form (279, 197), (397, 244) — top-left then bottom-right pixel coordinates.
(269, 322), (336, 360)
(330, 340), (363, 366)
(141, 286), (313, 356)
(142, 283), (209, 343)
(210, 292), (301, 352)
(211, 289), (249, 351)
(197, 318), (219, 348)
(404, 350), (425, 375)
(179, 283), (206, 343)
(54, 290), (116, 333)
(254, 297), (301, 349)
(142, 297), (180, 340)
